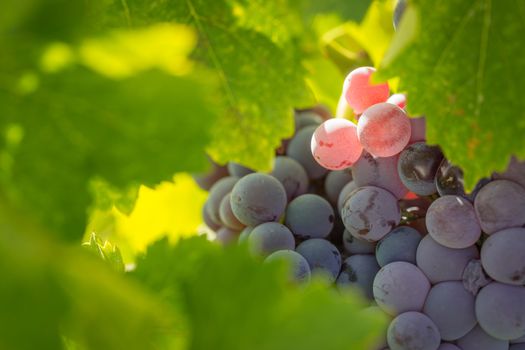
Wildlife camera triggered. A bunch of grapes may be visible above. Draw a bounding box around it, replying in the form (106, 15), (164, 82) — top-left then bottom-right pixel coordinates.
(197, 66), (525, 350)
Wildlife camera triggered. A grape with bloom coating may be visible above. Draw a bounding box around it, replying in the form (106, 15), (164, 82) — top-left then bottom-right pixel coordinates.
(336, 254), (379, 299)
(324, 169), (352, 205)
(358, 103), (411, 157)
(425, 195), (481, 249)
(376, 226), (421, 267)
(494, 156), (525, 189)
(219, 193), (245, 230)
(342, 229), (376, 254)
(285, 194), (334, 239)
(287, 125), (328, 179)
(206, 176), (239, 223)
(337, 181), (357, 213)
(457, 325), (508, 350)
(248, 222), (295, 257)
(343, 67), (390, 114)
(387, 311), (440, 350)
(215, 227), (240, 245)
(270, 156), (309, 202)
(373, 261), (430, 315)
(311, 118), (363, 170)
(296, 239), (341, 282)
(265, 250), (311, 283)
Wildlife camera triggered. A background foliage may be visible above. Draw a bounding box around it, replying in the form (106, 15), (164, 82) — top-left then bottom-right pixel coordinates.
(0, 0), (522, 348)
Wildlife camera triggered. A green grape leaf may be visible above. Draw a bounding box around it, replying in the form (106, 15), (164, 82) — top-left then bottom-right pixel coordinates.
(377, 0), (525, 187)
(0, 198), (183, 350)
(133, 237), (388, 350)
(109, 0), (314, 171)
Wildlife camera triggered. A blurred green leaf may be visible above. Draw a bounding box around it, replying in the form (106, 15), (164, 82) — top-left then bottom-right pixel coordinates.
(377, 0), (525, 187)
(133, 237), (388, 350)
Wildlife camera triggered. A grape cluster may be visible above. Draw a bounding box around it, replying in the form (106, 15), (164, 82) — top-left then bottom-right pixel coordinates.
(197, 66), (525, 350)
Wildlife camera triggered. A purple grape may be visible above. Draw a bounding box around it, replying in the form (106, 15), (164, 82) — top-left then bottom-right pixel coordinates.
(457, 325), (509, 350)
(248, 222), (295, 257)
(295, 110), (323, 132)
(287, 125), (328, 180)
(416, 235), (479, 284)
(192, 158), (229, 191)
(423, 281), (476, 340)
(462, 259), (492, 296)
(437, 344), (460, 350)
(352, 151), (408, 199)
(494, 156), (525, 189)
(425, 195), (481, 249)
(336, 254), (379, 299)
(203, 201), (221, 231)
(337, 181), (357, 213)
(206, 176), (239, 223)
(434, 159), (490, 201)
(375, 226), (422, 267)
(230, 173), (287, 226)
(285, 194), (334, 239)
(373, 261), (430, 316)
(474, 179), (525, 234)
(342, 229), (376, 255)
(215, 227), (240, 245)
(324, 169), (353, 205)
(219, 193), (245, 230)
(397, 142), (443, 196)
(476, 282), (525, 340)
(238, 226), (254, 244)
(296, 238), (341, 282)
(265, 250), (311, 283)
(270, 156), (309, 201)
(481, 227), (525, 285)
(227, 162), (254, 177)
(387, 311), (440, 350)
(341, 186), (401, 242)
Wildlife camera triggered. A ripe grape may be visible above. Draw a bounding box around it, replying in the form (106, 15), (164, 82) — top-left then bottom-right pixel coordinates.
(457, 325), (509, 350)
(342, 229), (376, 255)
(295, 110), (323, 132)
(435, 158), (490, 201)
(203, 201), (221, 231)
(481, 227), (525, 285)
(336, 254), (379, 299)
(423, 281), (477, 340)
(219, 193), (245, 230)
(227, 162), (254, 177)
(341, 186), (400, 242)
(475, 282), (525, 340)
(296, 238), (341, 282)
(375, 226), (422, 267)
(287, 125), (328, 179)
(311, 118), (363, 170)
(265, 250), (311, 283)
(387, 93), (407, 110)
(337, 181), (357, 213)
(230, 173), (287, 226)
(397, 142), (443, 196)
(416, 235), (479, 284)
(387, 311), (441, 350)
(324, 169), (353, 205)
(215, 227), (240, 245)
(192, 159), (229, 191)
(373, 261), (430, 315)
(352, 151), (409, 199)
(270, 156), (309, 201)
(474, 179), (525, 234)
(357, 103), (411, 157)
(238, 226), (254, 244)
(425, 195), (481, 249)
(248, 222), (295, 257)
(494, 156), (525, 189)
(343, 67), (390, 114)
(285, 194), (334, 239)
(206, 176), (239, 223)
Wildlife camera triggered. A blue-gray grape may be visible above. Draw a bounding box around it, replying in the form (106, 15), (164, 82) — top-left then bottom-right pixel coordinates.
(219, 193), (245, 230)
(457, 325), (509, 350)
(337, 181), (357, 213)
(265, 249), (311, 283)
(425, 195), (481, 248)
(238, 226), (254, 244)
(227, 162), (254, 177)
(285, 194), (334, 239)
(296, 238), (341, 282)
(336, 254), (379, 299)
(342, 186), (400, 242)
(416, 235), (479, 284)
(373, 261), (430, 316)
(287, 125), (328, 179)
(476, 282), (525, 340)
(397, 142), (443, 196)
(494, 156), (525, 189)
(230, 173), (287, 226)
(474, 179), (525, 234)
(270, 156), (309, 201)
(295, 110), (323, 132)
(193, 159), (229, 191)
(215, 227), (240, 245)
(324, 169), (353, 205)
(352, 151), (408, 199)
(481, 227), (525, 285)
(387, 311), (440, 350)
(375, 226), (421, 267)
(422, 281), (476, 341)
(203, 200), (221, 231)
(206, 176), (239, 223)
(248, 222), (295, 257)
(342, 229), (376, 255)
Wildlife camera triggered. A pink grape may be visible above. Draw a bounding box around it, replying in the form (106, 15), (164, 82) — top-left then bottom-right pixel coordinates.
(387, 93), (407, 110)
(311, 118), (363, 170)
(357, 103), (411, 157)
(343, 67), (390, 114)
